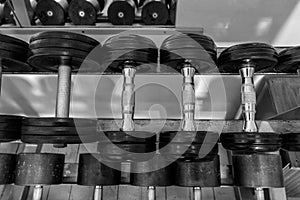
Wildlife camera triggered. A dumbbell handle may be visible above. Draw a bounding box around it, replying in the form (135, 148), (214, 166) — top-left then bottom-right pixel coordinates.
(193, 187), (201, 200)
(255, 187), (265, 200)
(33, 185), (43, 200)
(240, 64), (258, 133)
(181, 65), (196, 131)
(148, 186), (156, 200)
(94, 186), (103, 200)
(122, 66), (136, 131)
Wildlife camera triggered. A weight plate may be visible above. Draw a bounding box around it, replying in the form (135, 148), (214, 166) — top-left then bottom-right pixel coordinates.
(30, 31), (99, 46)
(0, 115), (23, 123)
(30, 47), (89, 57)
(0, 49), (28, 62)
(175, 155), (220, 187)
(0, 154), (16, 184)
(141, 1), (168, 25)
(220, 43), (275, 55)
(100, 131), (156, 143)
(107, 1), (135, 25)
(220, 132), (281, 152)
(15, 153), (64, 185)
(0, 34), (28, 49)
(0, 42), (29, 56)
(35, 0), (67, 25)
(21, 134), (99, 144)
(131, 156), (175, 186)
(0, 58), (32, 72)
(159, 143), (218, 158)
(29, 39), (96, 52)
(103, 49), (157, 63)
(97, 143), (156, 154)
(78, 153), (121, 186)
(281, 133), (300, 151)
(159, 131), (219, 144)
(21, 126), (97, 136)
(68, 0), (98, 25)
(232, 154), (283, 188)
(22, 118), (97, 127)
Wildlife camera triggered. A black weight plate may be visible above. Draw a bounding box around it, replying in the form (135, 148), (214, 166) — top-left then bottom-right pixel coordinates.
(78, 153), (121, 186)
(101, 131), (156, 143)
(0, 42), (29, 56)
(22, 118), (97, 127)
(104, 34), (156, 50)
(0, 34), (28, 49)
(29, 39), (96, 52)
(141, 1), (168, 25)
(21, 126), (97, 136)
(103, 49), (157, 62)
(30, 31), (99, 46)
(0, 49), (27, 62)
(35, 0), (67, 25)
(0, 154), (16, 184)
(107, 1), (135, 25)
(220, 43), (275, 56)
(0, 121), (22, 131)
(21, 134), (99, 144)
(131, 157), (175, 186)
(30, 47), (89, 57)
(175, 155), (220, 187)
(220, 132), (281, 152)
(281, 133), (300, 151)
(68, 0), (98, 25)
(0, 132), (20, 142)
(97, 143), (156, 154)
(278, 46), (300, 57)
(218, 56), (278, 73)
(159, 131), (219, 144)
(15, 153), (65, 185)
(0, 58), (32, 72)
(0, 115), (23, 123)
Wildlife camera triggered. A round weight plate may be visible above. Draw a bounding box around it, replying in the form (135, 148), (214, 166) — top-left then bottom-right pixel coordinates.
(107, 0), (135, 25)
(159, 131), (219, 144)
(0, 42), (29, 56)
(21, 126), (97, 136)
(131, 157), (175, 186)
(0, 131), (21, 142)
(101, 131), (156, 143)
(0, 49), (28, 62)
(0, 34), (28, 49)
(232, 154), (283, 188)
(0, 58), (32, 72)
(0, 115), (23, 123)
(220, 132), (281, 153)
(21, 134), (99, 144)
(78, 153), (121, 186)
(220, 43), (276, 56)
(175, 155), (220, 187)
(141, 1), (168, 25)
(281, 133), (300, 151)
(22, 118), (97, 127)
(30, 47), (89, 57)
(15, 153), (65, 185)
(103, 49), (157, 64)
(30, 31), (99, 46)
(68, 0), (98, 25)
(97, 143), (156, 154)
(0, 154), (16, 184)
(35, 0), (67, 25)
(29, 39), (96, 52)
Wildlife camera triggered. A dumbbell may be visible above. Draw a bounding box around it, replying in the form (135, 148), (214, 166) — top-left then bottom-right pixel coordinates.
(22, 31), (100, 147)
(141, 0), (168, 25)
(101, 34), (158, 184)
(15, 153), (65, 200)
(108, 0), (137, 25)
(68, 0), (106, 25)
(218, 43), (283, 200)
(160, 33), (219, 200)
(77, 153), (121, 200)
(274, 46), (300, 151)
(35, 0), (69, 25)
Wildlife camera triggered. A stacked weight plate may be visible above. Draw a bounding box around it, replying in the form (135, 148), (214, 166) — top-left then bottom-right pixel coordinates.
(68, 0), (106, 25)
(141, 0), (169, 25)
(160, 33), (217, 73)
(218, 43), (278, 73)
(108, 0), (137, 25)
(274, 46), (300, 151)
(35, 0), (69, 25)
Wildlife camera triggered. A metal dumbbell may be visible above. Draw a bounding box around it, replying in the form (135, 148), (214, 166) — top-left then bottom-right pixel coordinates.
(101, 34), (158, 184)
(77, 153), (121, 200)
(160, 33), (219, 200)
(141, 0), (168, 25)
(107, 0), (137, 25)
(35, 0), (69, 25)
(15, 153), (65, 200)
(218, 43), (283, 200)
(23, 31), (100, 146)
(274, 46), (300, 151)
(69, 0), (106, 25)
